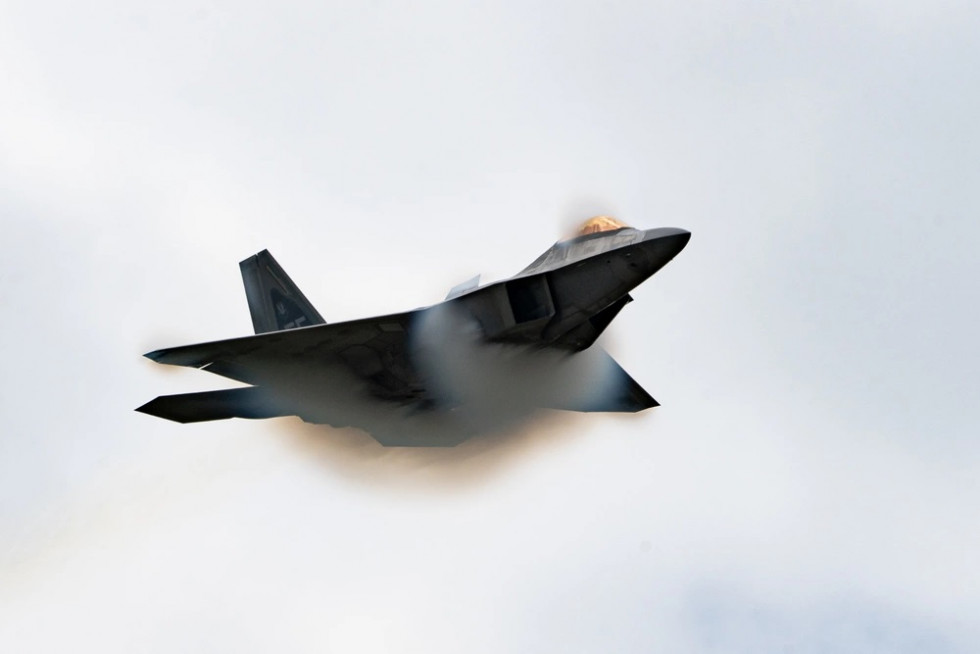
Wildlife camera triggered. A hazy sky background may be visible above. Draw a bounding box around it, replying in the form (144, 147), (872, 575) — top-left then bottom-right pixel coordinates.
(1, 1), (978, 651)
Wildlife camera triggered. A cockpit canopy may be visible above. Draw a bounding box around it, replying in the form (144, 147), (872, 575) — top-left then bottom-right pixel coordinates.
(566, 216), (630, 240)
(520, 215), (640, 276)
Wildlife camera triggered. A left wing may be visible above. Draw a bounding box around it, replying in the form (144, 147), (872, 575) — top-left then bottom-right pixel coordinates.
(145, 310), (425, 401)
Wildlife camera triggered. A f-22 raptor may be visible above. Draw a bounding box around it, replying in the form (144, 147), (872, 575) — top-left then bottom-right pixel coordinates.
(138, 217), (690, 445)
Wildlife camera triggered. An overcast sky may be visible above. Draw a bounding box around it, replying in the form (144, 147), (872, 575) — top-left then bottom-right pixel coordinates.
(1, 1), (978, 652)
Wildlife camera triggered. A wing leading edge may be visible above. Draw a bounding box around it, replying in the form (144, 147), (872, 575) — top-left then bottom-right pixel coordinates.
(145, 310), (419, 370)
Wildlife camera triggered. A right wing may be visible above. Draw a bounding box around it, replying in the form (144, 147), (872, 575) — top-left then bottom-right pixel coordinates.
(545, 349), (658, 413)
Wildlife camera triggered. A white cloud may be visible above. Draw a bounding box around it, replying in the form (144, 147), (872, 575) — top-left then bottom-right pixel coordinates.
(1, 1), (979, 652)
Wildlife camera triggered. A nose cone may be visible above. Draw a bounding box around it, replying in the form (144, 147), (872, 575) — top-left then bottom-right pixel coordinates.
(640, 227), (691, 274)
(640, 227), (691, 261)
(642, 227), (691, 247)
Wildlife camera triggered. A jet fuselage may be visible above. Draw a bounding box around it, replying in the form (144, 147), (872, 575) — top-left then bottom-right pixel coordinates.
(137, 219), (691, 445)
(449, 227), (690, 350)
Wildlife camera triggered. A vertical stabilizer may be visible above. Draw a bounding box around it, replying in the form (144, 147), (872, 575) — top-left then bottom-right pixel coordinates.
(239, 249), (326, 334)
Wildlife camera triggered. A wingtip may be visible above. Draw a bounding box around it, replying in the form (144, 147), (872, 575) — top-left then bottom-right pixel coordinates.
(144, 349), (166, 362)
(135, 397), (167, 420)
(633, 392), (659, 412)
(135, 396), (193, 423)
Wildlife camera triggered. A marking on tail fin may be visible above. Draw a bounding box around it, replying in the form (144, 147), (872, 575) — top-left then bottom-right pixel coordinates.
(239, 249), (326, 334)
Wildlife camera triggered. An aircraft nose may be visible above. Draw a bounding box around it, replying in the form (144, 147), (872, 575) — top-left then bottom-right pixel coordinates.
(641, 227), (691, 257)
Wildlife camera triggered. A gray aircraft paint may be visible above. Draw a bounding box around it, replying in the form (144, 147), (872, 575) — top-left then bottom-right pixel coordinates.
(137, 222), (690, 445)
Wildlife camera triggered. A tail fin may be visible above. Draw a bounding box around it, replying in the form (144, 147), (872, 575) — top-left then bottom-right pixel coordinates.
(239, 249), (326, 334)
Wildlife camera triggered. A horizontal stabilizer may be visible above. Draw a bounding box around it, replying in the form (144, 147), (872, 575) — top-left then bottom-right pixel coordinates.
(135, 387), (287, 423)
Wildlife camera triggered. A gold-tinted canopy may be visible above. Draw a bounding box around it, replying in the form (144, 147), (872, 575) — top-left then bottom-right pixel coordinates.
(571, 216), (629, 238)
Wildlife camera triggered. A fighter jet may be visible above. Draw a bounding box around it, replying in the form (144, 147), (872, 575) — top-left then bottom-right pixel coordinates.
(137, 217), (690, 445)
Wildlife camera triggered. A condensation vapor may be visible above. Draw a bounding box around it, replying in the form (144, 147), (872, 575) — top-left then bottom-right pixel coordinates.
(265, 303), (626, 486)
